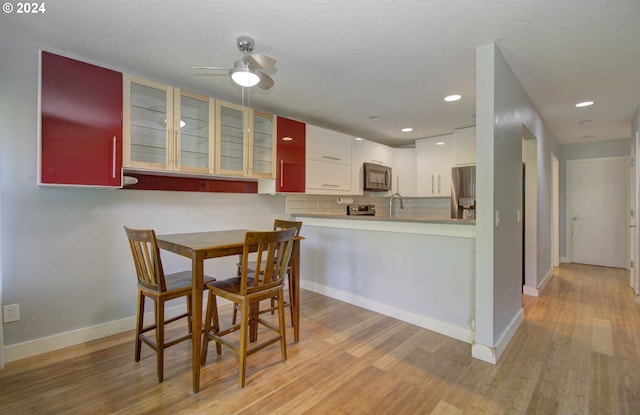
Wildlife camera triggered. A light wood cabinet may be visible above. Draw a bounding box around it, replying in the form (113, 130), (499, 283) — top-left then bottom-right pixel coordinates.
(306, 125), (352, 193)
(40, 51), (123, 187)
(416, 134), (454, 197)
(123, 75), (215, 174)
(215, 100), (275, 178)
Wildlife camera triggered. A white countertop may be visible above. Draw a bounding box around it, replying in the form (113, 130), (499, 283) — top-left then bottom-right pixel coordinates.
(292, 214), (476, 238)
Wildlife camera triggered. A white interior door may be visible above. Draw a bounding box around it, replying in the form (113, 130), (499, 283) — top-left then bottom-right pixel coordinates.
(568, 157), (629, 268)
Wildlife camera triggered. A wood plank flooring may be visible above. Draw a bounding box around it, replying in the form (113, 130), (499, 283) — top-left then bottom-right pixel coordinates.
(1, 263), (639, 414)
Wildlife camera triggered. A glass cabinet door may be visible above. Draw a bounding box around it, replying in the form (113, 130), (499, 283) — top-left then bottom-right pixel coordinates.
(125, 76), (171, 170)
(215, 101), (246, 176)
(176, 91), (213, 173)
(250, 110), (275, 178)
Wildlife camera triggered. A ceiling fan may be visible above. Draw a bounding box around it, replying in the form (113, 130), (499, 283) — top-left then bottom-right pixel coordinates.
(193, 36), (276, 90)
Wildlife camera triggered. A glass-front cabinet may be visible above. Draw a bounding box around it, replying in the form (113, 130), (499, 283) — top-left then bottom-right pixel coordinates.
(250, 110), (275, 178)
(123, 75), (214, 174)
(215, 100), (275, 178)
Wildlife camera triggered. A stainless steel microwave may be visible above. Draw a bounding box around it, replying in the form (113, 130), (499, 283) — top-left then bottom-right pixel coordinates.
(363, 162), (392, 191)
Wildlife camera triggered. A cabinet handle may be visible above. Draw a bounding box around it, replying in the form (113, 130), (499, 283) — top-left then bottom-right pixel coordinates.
(438, 173), (441, 194)
(431, 174), (435, 195)
(322, 184), (340, 187)
(322, 155), (341, 161)
(112, 136), (117, 179)
(280, 159), (284, 187)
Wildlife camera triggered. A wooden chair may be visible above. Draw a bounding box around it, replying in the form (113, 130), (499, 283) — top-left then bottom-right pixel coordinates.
(232, 219), (303, 325)
(124, 226), (214, 382)
(201, 228), (297, 388)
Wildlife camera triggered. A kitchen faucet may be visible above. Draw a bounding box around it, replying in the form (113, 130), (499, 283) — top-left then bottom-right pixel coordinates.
(389, 192), (405, 217)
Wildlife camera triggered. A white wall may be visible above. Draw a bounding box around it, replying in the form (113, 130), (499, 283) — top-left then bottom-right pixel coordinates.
(474, 43), (560, 362)
(0, 34), (286, 355)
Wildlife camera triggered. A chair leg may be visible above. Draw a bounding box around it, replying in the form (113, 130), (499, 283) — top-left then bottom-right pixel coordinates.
(155, 298), (165, 383)
(239, 301), (250, 388)
(186, 294), (193, 335)
(277, 289), (287, 361)
(201, 290), (212, 366)
(287, 273), (294, 326)
(232, 303), (238, 325)
(135, 291), (145, 362)
(201, 290), (221, 366)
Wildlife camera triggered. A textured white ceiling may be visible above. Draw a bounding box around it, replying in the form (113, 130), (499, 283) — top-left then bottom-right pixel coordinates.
(1, 0), (639, 146)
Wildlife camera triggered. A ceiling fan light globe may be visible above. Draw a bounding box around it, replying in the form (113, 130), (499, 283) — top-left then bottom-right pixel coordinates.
(231, 68), (260, 87)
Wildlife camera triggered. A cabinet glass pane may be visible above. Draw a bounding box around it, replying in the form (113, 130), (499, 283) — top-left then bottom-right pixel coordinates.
(252, 113), (273, 175)
(130, 83), (167, 164)
(180, 95), (209, 170)
(219, 106), (244, 172)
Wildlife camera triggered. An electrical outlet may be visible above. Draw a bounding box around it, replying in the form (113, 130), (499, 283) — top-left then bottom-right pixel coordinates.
(3, 304), (20, 323)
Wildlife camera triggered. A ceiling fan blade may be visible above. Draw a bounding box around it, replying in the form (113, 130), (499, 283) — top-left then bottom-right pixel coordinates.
(257, 72), (275, 90)
(244, 52), (276, 69)
(191, 66), (230, 71)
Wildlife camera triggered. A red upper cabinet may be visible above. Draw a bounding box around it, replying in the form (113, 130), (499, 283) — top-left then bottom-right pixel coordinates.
(40, 51), (123, 187)
(275, 116), (305, 192)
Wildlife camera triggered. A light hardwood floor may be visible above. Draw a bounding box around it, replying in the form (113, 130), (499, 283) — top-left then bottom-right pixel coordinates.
(1, 263), (639, 414)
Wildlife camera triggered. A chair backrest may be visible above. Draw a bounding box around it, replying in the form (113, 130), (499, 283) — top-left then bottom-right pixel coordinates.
(240, 228), (297, 295)
(273, 219), (303, 236)
(124, 226), (167, 292)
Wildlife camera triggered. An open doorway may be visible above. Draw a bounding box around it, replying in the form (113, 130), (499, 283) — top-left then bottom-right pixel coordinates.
(552, 154), (560, 267)
(522, 128), (538, 296)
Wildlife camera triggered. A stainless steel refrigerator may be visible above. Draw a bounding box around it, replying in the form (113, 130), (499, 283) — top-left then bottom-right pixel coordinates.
(451, 166), (476, 219)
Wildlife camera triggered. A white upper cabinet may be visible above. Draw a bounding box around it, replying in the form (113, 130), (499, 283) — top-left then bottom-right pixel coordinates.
(393, 147), (417, 196)
(306, 124), (352, 193)
(363, 140), (394, 167)
(306, 124), (351, 165)
(454, 126), (476, 166)
(416, 134), (454, 197)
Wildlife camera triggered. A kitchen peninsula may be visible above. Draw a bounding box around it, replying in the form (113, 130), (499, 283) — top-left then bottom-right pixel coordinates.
(292, 213), (476, 343)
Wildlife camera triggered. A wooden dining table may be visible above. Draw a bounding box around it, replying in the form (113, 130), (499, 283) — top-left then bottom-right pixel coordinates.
(155, 229), (302, 394)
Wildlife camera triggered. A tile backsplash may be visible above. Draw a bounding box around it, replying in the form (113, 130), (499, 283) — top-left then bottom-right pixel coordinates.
(285, 194), (451, 218)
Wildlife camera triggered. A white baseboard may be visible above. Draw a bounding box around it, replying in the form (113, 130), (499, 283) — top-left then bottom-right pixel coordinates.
(472, 307), (524, 365)
(300, 280), (474, 344)
(495, 307), (524, 360)
(560, 256), (569, 263)
(471, 342), (496, 363)
(522, 267), (554, 297)
(4, 297), (232, 363)
(5, 313), (139, 363)
(522, 285), (539, 297)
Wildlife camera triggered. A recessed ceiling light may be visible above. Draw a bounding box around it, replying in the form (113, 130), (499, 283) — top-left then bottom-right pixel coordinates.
(436, 141), (446, 146)
(368, 115), (381, 121)
(576, 101), (594, 108)
(579, 120), (592, 126)
(401, 127), (413, 133)
(355, 137), (364, 141)
(444, 94), (462, 102)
